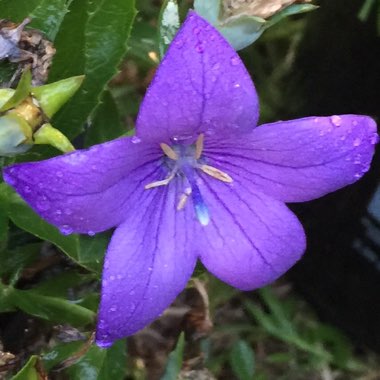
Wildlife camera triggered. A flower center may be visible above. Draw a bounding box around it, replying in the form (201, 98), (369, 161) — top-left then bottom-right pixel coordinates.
(144, 134), (232, 226)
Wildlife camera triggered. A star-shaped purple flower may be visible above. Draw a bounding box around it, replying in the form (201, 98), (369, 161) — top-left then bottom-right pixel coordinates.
(3, 12), (378, 347)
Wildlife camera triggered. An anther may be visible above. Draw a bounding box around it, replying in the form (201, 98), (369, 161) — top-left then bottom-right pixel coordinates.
(200, 164), (233, 183)
(160, 143), (178, 160)
(195, 133), (204, 160)
(177, 187), (192, 211)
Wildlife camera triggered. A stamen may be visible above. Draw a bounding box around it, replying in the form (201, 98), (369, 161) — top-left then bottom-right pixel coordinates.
(195, 133), (204, 160)
(177, 187), (192, 211)
(145, 172), (175, 189)
(200, 164), (233, 183)
(160, 143), (178, 160)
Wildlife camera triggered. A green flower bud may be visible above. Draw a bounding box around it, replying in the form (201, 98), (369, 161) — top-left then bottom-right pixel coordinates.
(32, 75), (85, 118)
(194, 0), (318, 50)
(0, 113), (33, 156)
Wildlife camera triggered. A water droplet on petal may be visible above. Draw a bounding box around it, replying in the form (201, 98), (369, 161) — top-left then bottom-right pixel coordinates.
(64, 209), (72, 216)
(230, 56), (240, 66)
(110, 306), (117, 312)
(60, 225), (73, 235)
(24, 185), (31, 193)
(331, 115), (342, 127)
(193, 27), (201, 35)
(129, 290), (135, 296)
(233, 83), (241, 88)
(370, 134), (379, 144)
(131, 136), (141, 144)
(88, 230), (95, 236)
(354, 173), (361, 179)
(56, 171), (63, 178)
(97, 341), (113, 349)
(148, 267), (153, 271)
(37, 197), (50, 211)
(195, 43), (204, 53)
(353, 138), (361, 147)
(212, 63), (220, 71)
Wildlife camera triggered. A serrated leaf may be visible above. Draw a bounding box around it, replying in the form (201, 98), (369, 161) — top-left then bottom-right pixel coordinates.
(229, 340), (255, 380)
(84, 90), (126, 147)
(161, 333), (185, 380)
(158, 0), (180, 58)
(48, 0), (137, 139)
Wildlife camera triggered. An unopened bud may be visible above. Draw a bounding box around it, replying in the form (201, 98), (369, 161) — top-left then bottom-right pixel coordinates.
(0, 113), (33, 156)
(194, 0), (317, 50)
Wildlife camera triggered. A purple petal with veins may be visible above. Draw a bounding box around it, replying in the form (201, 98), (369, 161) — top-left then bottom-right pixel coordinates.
(3, 11), (378, 347)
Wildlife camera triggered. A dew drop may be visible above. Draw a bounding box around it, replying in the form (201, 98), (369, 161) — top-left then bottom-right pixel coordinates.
(131, 136), (141, 144)
(370, 134), (379, 144)
(195, 43), (204, 54)
(193, 26), (201, 35)
(129, 290), (135, 296)
(174, 38), (184, 49)
(354, 173), (361, 179)
(230, 56), (240, 66)
(353, 138), (361, 147)
(97, 341), (113, 349)
(64, 209), (72, 216)
(331, 115), (342, 127)
(110, 306), (117, 312)
(110, 275), (115, 281)
(88, 230), (95, 236)
(55, 209), (62, 216)
(60, 225), (73, 235)
(233, 83), (241, 88)
(24, 185), (31, 193)
(56, 171), (63, 178)
(37, 198), (50, 211)
(212, 63), (220, 71)
(148, 266), (153, 271)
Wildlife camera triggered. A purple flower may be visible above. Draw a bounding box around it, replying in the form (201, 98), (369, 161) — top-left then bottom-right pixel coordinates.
(3, 12), (378, 347)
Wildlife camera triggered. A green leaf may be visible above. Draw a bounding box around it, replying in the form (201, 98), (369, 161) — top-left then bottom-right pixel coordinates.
(161, 333), (185, 380)
(0, 0), (70, 41)
(28, 0), (73, 40)
(84, 90), (126, 147)
(31, 271), (96, 297)
(66, 345), (107, 380)
(0, 202), (9, 250)
(158, 0), (180, 59)
(0, 184), (108, 272)
(0, 184), (80, 263)
(78, 233), (110, 273)
(49, 0), (137, 139)
(229, 340), (255, 380)
(11, 355), (41, 380)
(0, 243), (41, 281)
(42, 341), (83, 371)
(98, 340), (127, 380)
(10, 287), (95, 326)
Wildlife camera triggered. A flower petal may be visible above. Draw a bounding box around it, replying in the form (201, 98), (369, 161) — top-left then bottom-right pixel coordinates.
(136, 11), (259, 143)
(204, 115), (378, 203)
(196, 173), (306, 290)
(96, 181), (197, 346)
(3, 138), (162, 234)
